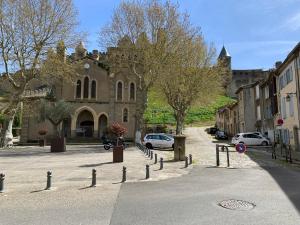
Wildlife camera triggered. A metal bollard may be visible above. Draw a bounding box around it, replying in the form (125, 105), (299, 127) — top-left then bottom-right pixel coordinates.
(185, 156), (188, 168)
(0, 173), (5, 193)
(216, 144), (220, 167)
(154, 153), (158, 164)
(146, 165), (150, 179)
(226, 147), (230, 167)
(189, 154), (192, 165)
(46, 171), (52, 190)
(150, 151), (153, 159)
(122, 166), (126, 182)
(160, 158), (163, 170)
(91, 169), (97, 187)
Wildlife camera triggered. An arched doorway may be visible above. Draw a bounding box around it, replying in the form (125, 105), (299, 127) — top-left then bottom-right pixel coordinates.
(76, 110), (94, 137)
(98, 114), (108, 138)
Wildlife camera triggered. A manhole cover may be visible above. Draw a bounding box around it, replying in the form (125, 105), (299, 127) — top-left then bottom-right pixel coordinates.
(218, 199), (255, 211)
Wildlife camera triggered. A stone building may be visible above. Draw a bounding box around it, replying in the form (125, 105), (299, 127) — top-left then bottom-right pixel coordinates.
(275, 42), (300, 151)
(20, 37), (141, 143)
(218, 46), (268, 98)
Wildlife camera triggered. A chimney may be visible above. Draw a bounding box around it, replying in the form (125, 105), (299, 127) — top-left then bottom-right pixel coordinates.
(275, 61), (282, 69)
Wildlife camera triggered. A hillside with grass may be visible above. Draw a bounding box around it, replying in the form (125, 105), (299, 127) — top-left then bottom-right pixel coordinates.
(144, 90), (236, 126)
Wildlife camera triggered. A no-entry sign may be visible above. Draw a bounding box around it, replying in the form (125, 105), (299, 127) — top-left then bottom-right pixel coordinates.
(236, 143), (246, 153)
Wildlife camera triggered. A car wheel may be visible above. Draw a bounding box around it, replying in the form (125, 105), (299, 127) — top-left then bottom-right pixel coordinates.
(261, 141), (268, 146)
(145, 143), (153, 149)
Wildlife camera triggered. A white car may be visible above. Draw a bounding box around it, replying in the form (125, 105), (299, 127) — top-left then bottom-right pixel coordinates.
(231, 132), (270, 146)
(143, 133), (174, 149)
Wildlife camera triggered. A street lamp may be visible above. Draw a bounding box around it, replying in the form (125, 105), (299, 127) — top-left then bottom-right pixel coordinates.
(286, 92), (296, 102)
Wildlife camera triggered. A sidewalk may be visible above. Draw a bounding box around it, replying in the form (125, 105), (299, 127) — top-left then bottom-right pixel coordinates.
(0, 144), (191, 195)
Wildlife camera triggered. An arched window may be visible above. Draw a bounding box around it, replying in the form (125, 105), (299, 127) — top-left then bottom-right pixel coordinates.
(91, 80), (96, 99)
(130, 82), (135, 101)
(117, 81), (123, 101)
(76, 80), (81, 98)
(83, 77), (89, 98)
(123, 108), (128, 122)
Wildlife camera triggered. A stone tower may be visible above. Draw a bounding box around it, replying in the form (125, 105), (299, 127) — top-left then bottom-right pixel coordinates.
(218, 46), (232, 96)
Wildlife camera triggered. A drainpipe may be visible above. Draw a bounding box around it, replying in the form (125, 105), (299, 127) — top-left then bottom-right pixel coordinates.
(294, 53), (300, 151)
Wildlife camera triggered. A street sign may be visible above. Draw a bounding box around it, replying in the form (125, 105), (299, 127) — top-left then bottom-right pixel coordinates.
(236, 143), (246, 154)
(277, 119), (284, 126)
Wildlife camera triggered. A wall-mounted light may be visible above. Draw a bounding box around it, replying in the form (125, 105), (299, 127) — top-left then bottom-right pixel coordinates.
(286, 92), (296, 102)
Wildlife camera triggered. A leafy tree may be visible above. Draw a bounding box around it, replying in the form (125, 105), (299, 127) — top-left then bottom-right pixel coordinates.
(39, 99), (73, 137)
(0, 0), (81, 145)
(99, 0), (197, 139)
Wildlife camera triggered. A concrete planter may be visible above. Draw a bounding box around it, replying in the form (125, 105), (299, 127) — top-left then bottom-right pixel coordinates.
(174, 135), (186, 161)
(50, 137), (66, 152)
(113, 145), (124, 163)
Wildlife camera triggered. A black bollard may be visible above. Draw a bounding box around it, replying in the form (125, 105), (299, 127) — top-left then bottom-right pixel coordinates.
(146, 165), (150, 179)
(150, 151), (153, 160)
(154, 153), (158, 164)
(0, 173), (5, 193)
(226, 147), (230, 167)
(122, 166), (126, 182)
(91, 169), (97, 187)
(185, 156), (188, 168)
(46, 171), (52, 190)
(160, 158), (163, 170)
(189, 154), (192, 165)
(216, 144), (220, 167)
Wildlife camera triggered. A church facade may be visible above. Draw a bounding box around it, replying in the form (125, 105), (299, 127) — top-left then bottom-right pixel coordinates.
(20, 38), (141, 143)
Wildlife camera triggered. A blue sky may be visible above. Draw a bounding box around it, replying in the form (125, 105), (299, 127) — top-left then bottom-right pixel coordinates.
(74, 0), (300, 70)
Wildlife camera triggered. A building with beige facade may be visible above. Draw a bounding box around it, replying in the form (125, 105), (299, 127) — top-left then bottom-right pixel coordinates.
(275, 43), (300, 151)
(20, 38), (141, 143)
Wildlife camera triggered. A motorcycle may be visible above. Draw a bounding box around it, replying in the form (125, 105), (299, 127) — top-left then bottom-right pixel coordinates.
(103, 138), (126, 150)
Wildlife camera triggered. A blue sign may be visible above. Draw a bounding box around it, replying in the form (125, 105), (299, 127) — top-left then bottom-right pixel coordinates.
(236, 143), (247, 153)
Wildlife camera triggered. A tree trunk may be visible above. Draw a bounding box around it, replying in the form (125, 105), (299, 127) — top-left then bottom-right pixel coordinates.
(1, 114), (15, 148)
(135, 88), (148, 143)
(175, 111), (185, 135)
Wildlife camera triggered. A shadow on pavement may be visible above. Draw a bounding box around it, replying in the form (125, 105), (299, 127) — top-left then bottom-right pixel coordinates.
(79, 161), (115, 168)
(245, 149), (300, 213)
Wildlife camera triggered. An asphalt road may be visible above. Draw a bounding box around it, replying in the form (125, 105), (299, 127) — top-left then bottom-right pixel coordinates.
(110, 165), (300, 225)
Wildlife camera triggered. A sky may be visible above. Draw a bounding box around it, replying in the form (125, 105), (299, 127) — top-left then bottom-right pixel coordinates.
(74, 0), (300, 70)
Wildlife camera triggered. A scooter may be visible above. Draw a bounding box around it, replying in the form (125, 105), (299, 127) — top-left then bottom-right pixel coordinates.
(104, 141), (114, 150)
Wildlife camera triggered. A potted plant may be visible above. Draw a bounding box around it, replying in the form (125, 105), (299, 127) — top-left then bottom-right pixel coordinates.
(39, 100), (73, 152)
(38, 129), (48, 147)
(110, 122), (127, 163)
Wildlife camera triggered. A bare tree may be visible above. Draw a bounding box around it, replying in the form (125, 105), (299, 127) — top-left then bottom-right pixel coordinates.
(159, 34), (223, 134)
(0, 0), (80, 146)
(99, 0), (200, 140)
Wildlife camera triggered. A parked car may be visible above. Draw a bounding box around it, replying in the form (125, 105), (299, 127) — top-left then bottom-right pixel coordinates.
(208, 127), (219, 135)
(215, 131), (228, 140)
(231, 132), (270, 146)
(143, 133), (174, 149)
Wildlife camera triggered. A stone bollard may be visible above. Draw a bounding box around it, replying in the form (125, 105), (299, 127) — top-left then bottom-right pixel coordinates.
(226, 147), (230, 167)
(146, 165), (150, 179)
(150, 151), (153, 160)
(91, 169), (97, 187)
(185, 156), (188, 168)
(189, 154), (192, 165)
(154, 153), (158, 164)
(0, 173), (5, 193)
(122, 166), (126, 182)
(46, 171), (52, 190)
(160, 158), (164, 170)
(216, 144), (220, 167)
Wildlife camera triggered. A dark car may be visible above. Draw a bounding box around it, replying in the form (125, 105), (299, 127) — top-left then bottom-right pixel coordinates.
(215, 131), (228, 140)
(208, 127), (218, 135)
